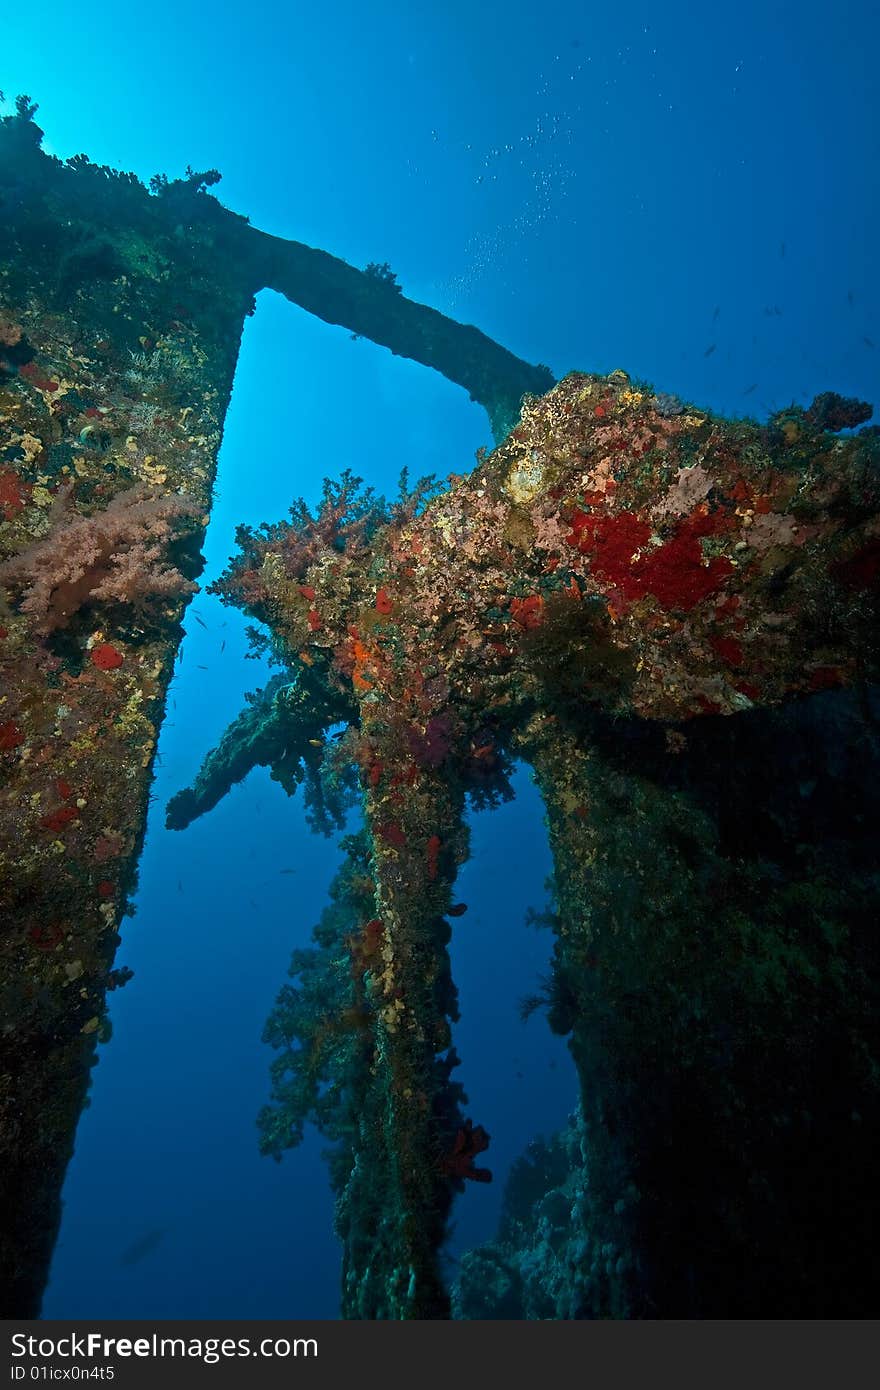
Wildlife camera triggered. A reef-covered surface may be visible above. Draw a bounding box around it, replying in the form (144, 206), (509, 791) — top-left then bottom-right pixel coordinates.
(2, 93), (878, 1319)
(0, 101), (256, 1315)
(171, 371), (879, 1315)
(0, 94), (553, 1316)
(455, 683), (879, 1318)
(453, 1117), (595, 1320)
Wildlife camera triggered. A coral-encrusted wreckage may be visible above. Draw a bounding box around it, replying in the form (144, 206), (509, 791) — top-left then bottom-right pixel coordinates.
(1, 97), (878, 1318)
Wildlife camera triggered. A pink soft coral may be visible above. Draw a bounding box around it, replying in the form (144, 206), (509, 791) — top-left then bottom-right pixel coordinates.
(0, 483), (201, 633)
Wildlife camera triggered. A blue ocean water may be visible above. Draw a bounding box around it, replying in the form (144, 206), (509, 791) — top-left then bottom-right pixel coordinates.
(3, 0), (876, 1318)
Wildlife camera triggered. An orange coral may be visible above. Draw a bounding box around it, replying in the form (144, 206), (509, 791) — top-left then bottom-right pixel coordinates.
(426, 834), (441, 881)
(510, 594), (544, 629)
(0, 720), (24, 751)
(440, 1120), (491, 1183)
(90, 643), (124, 671)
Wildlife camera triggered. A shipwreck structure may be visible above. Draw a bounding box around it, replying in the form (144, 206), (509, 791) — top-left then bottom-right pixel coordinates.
(1, 98), (878, 1318)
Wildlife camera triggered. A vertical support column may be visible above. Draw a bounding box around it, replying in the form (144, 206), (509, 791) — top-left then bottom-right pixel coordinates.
(0, 133), (250, 1311)
(520, 698), (879, 1316)
(337, 714), (470, 1318)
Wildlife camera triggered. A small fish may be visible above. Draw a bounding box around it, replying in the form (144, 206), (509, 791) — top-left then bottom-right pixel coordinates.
(279, 868), (297, 875)
(177, 879), (183, 893)
(780, 240), (786, 258)
(864, 336), (875, 349)
(712, 305), (720, 322)
(308, 738), (323, 747)
(848, 290), (855, 307)
(220, 640), (226, 654)
(704, 343), (716, 358)
(743, 383), (758, 396)
(197, 664), (208, 670)
(192, 614), (208, 630)
(120, 1229), (164, 1267)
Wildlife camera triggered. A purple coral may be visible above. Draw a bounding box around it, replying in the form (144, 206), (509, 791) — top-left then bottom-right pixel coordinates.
(653, 392), (685, 418)
(805, 392), (873, 434)
(407, 713), (457, 768)
(0, 483), (201, 633)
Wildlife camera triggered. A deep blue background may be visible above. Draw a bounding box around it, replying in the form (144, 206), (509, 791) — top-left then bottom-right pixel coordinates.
(3, 0), (877, 1318)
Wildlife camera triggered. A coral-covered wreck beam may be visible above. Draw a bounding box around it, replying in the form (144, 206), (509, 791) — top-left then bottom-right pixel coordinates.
(513, 686), (880, 1316)
(218, 371), (879, 729)
(238, 227), (556, 442)
(191, 368), (878, 1315)
(340, 731), (471, 1318)
(483, 373), (879, 719)
(165, 668), (353, 830)
(0, 102), (253, 1316)
(170, 702), (484, 1317)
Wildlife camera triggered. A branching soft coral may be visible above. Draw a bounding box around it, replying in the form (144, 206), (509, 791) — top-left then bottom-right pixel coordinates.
(216, 468), (441, 619)
(0, 483), (201, 633)
(258, 830), (375, 1166)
